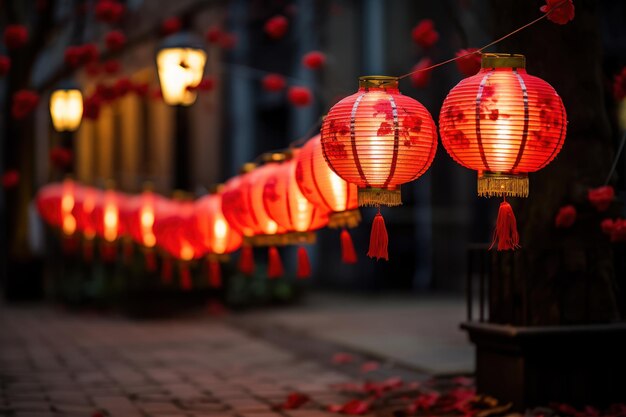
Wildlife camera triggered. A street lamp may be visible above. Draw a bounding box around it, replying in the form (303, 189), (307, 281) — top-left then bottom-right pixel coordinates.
(156, 32), (207, 106)
(50, 82), (83, 132)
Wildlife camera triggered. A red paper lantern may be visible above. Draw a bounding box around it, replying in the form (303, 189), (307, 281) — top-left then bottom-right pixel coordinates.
(91, 187), (125, 262)
(72, 185), (99, 260)
(36, 179), (78, 253)
(296, 135), (360, 264)
(195, 191), (242, 287)
(439, 53), (567, 250)
(321, 75), (437, 260)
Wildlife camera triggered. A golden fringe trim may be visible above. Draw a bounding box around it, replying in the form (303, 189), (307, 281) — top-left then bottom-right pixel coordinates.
(358, 188), (402, 207)
(477, 173), (529, 197)
(328, 209), (362, 229)
(245, 232), (316, 247)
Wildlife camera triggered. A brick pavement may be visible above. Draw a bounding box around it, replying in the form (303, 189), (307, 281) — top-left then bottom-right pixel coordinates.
(0, 307), (434, 417)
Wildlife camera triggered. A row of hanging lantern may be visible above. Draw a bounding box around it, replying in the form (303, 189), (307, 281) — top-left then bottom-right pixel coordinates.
(46, 26), (567, 258)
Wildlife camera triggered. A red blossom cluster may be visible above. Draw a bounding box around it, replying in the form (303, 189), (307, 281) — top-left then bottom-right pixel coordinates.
(614, 67), (626, 102)
(95, 0), (125, 24)
(205, 26), (222, 44)
(287, 86), (312, 107)
(540, 0), (575, 25)
(64, 44), (99, 68)
(1, 170), (20, 189)
(0, 55), (10, 76)
(50, 147), (73, 169)
(302, 51), (326, 70)
(455, 48), (482, 77)
(104, 30), (126, 51)
(411, 19), (439, 49)
(588, 185), (614, 212)
(161, 17), (182, 36)
(3, 25), (28, 49)
(12, 90), (40, 119)
(601, 218), (626, 242)
(103, 59), (121, 74)
(410, 57), (433, 88)
(83, 79), (154, 121)
(555, 205), (577, 228)
(262, 74), (287, 92)
(273, 392), (310, 410)
(264, 15), (289, 39)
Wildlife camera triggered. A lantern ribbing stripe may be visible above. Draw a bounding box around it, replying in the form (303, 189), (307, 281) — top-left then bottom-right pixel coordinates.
(350, 93), (369, 187)
(382, 95), (400, 190)
(474, 73), (493, 172)
(511, 69), (530, 171)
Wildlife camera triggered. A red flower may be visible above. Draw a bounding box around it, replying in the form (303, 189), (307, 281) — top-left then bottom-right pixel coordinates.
(455, 48), (481, 77)
(95, 83), (117, 102)
(205, 26), (222, 44)
(411, 19), (438, 48)
(264, 15), (289, 39)
(588, 185), (614, 212)
(0, 55), (10, 76)
(613, 67), (626, 102)
(161, 17), (182, 36)
(4, 25), (28, 49)
(540, 0), (575, 25)
(287, 86), (312, 107)
(132, 82), (149, 97)
(262, 73), (286, 92)
(331, 352), (354, 364)
(113, 78), (133, 97)
(360, 361), (380, 373)
(555, 205), (576, 228)
(188, 77), (215, 92)
(610, 219), (626, 242)
(302, 51), (326, 69)
(83, 94), (102, 120)
(104, 30), (126, 51)
(1, 170), (20, 189)
(12, 90), (40, 119)
(64, 46), (83, 67)
(275, 393), (310, 410)
(95, 0), (125, 23)
(103, 59), (121, 74)
(50, 147), (73, 169)
(407, 392), (439, 414)
(218, 32), (237, 49)
(80, 43), (99, 63)
(601, 218), (615, 235)
(85, 62), (101, 77)
(328, 399), (372, 415)
(410, 57), (433, 88)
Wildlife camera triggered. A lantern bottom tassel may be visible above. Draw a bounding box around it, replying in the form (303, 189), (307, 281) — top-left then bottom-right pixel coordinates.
(367, 209), (389, 261)
(296, 246), (311, 279)
(340, 228), (357, 264)
(179, 263), (193, 291)
(490, 198), (520, 251)
(239, 244), (255, 275)
(267, 246), (284, 279)
(208, 259), (222, 288)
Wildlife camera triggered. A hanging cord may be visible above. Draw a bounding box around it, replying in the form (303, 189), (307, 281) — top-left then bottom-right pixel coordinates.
(397, 0), (569, 80)
(604, 131), (626, 186)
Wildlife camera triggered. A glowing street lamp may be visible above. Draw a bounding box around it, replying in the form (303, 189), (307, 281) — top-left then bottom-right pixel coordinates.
(50, 82), (83, 132)
(156, 32), (207, 106)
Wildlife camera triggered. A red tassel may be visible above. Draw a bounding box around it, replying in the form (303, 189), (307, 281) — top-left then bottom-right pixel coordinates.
(144, 249), (157, 272)
(162, 257), (173, 284)
(122, 241), (134, 264)
(367, 210), (389, 261)
(296, 246), (312, 279)
(83, 239), (94, 262)
(267, 246), (284, 279)
(179, 263), (193, 291)
(239, 244), (255, 275)
(490, 199), (520, 251)
(208, 259), (222, 288)
(340, 228), (357, 264)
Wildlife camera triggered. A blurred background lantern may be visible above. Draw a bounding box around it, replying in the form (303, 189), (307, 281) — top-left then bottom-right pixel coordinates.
(263, 152), (330, 278)
(439, 53), (567, 250)
(296, 134), (360, 264)
(156, 32), (207, 106)
(72, 185), (99, 261)
(49, 82), (83, 132)
(321, 76), (438, 260)
(91, 185), (124, 262)
(35, 179), (78, 253)
(195, 189), (242, 288)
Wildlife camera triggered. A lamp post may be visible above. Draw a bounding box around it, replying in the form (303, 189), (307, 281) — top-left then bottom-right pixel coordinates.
(156, 32), (207, 191)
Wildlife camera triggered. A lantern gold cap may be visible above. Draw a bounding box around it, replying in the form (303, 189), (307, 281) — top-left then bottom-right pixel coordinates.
(359, 75), (399, 89)
(261, 151), (291, 163)
(240, 163), (257, 174)
(481, 53), (526, 69)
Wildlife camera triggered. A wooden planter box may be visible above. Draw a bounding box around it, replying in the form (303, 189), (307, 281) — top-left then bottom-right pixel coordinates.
(461, 321), (626, 410)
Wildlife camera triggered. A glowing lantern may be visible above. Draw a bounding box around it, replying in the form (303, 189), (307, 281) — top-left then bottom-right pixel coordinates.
(153, 199), (206, 290)
(296, 134), (360, 264)
(35, 179), (78, 253)
(156, 32), (207, 106)
(50, 84), (83, 132)
(222, 161), (286, 276)
(72, 185), (99, 261)
(263, 152), (329, 278)
(321, 76), (437, 260)
(439, 54), (567, 249)
(195, 190), (242, 287)
(91, 187), (124, 262)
